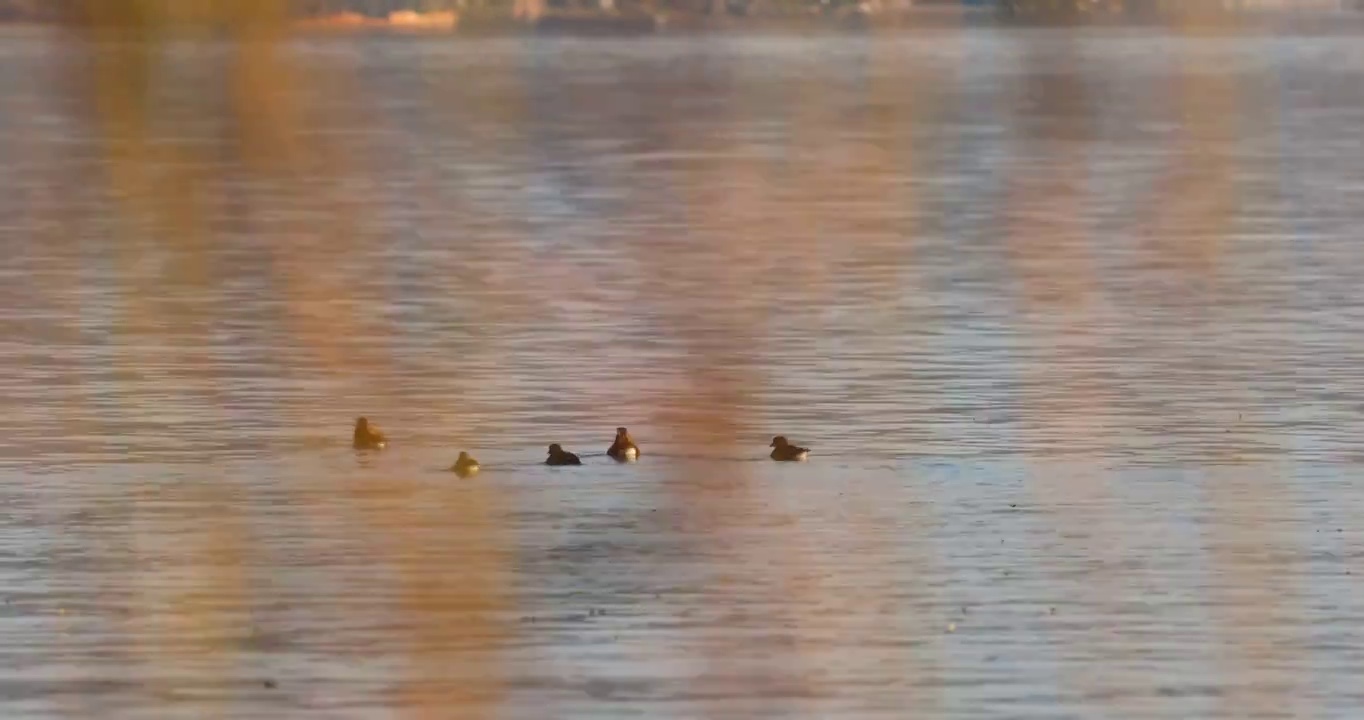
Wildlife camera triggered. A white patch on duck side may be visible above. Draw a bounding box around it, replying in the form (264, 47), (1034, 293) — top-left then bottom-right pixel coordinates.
(620, 447), (638, 459)
(791, 450), (809, 461)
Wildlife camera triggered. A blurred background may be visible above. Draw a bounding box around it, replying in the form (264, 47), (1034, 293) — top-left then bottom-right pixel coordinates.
(2, 1), (1364, 718)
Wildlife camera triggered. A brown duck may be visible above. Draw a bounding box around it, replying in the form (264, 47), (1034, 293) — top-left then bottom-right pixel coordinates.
(353, 417), (387, 450)
(769, 436), (809, 462)
(451, 451), (480, 477)
(607, 427), (640, 462)
(546, 443), (582, 466)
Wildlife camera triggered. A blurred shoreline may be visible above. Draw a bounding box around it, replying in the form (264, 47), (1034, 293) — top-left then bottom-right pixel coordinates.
(5, 8), (1358, 38)
(2, 4), (1363, 36)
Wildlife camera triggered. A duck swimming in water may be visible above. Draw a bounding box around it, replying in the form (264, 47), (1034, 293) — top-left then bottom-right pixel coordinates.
(607, 427), (640, 462)
(353, 417), (387, 450)
(451, 451), (480, 477)
(545, 443), (582, 466)
(769, 436), (809, 462)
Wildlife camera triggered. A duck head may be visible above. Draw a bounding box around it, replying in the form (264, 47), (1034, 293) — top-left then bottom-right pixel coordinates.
(770, 436), (789, 448)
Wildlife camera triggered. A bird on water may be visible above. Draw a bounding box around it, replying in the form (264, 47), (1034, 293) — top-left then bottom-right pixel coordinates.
(546, 443), (582, 466)
(607, 427), (640, 462)
(451, 451), (480, 477)
(353, 417), (387, 450)
(769, 436), (809, 462)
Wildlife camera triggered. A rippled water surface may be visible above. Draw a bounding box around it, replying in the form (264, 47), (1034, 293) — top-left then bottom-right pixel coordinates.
(3, 21), (1364, 720)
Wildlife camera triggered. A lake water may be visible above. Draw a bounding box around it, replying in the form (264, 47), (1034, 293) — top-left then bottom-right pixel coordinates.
(2, 20), (1364, 720)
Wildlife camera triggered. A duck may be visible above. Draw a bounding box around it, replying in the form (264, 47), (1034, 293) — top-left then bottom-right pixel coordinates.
(607, 427), (640, 461)
(451, 451), (480, 477)
(545, 443), (582, 466)
(769, 436), (809, 462)
(352, 417), (387, 450)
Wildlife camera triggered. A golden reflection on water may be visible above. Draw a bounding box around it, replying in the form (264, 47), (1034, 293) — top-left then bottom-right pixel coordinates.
(61, 3), (511, 718)
(1161, 17), (1304, 720)
(1004, 33), (1128, 712)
